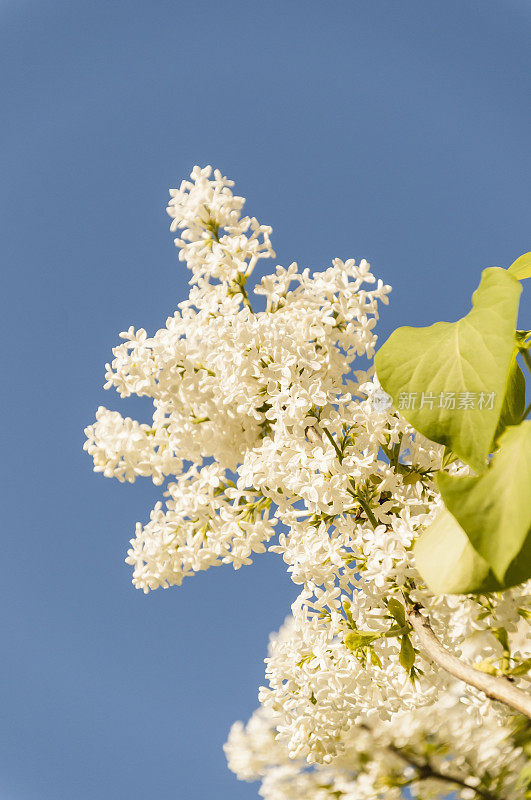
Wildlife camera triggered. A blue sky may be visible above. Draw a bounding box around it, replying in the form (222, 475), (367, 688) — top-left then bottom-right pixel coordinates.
(1, 1), (530, 798)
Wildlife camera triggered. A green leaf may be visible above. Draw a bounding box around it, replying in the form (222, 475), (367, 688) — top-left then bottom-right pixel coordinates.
(438, 422), (531, 583)
(344, 630), (378, 651)
(414, 508), (502, 594)
(517, 761), (531, 793)
(504, 531), (531, 590)
(521, 351), (531, 378)
(370, 649), (383, 668)
(375, 267), (522, 473)
(491, 627), (509, 652)
(516, 330), (531, 350)
(387, 598), (407, 627)
(402, 470), (424, 485)
(508, 252), (531, 281)
(511, 658), (531, 677)
(441, 446), (459, 469)
(399, 635), (415, 673)
(493, 348), (526, 444)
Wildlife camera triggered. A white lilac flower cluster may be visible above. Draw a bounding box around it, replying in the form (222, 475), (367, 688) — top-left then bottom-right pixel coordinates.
(84, 167), (531, 799)
(225, 679), (527, 800)
(167, 165), (275, 284)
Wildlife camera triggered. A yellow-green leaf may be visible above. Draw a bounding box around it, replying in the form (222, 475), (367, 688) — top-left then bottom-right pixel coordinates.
(344, 630), (377, 650)
(493, 348), (526, 444)
(375, 267), (522, 473)
(414, 508), (502, 594)
(387, 598), (407, 627)
(399, 635), (415, 673)
(516, 330), (531, 350)
(508, 252), (531, 281)
(438, 422), (531, 583)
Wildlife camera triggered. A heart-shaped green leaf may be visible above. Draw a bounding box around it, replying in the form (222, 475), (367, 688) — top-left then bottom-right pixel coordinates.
(375, 267), (522, 473)
(438, 422), (531, 583)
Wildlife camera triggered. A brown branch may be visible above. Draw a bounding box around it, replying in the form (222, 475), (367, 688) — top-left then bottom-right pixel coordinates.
(358, 722), (504, 800)
(387, 743), (503, 800)
(407, 604), (531, 719)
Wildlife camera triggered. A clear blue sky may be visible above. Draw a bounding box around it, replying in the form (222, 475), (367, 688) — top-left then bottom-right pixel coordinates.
(1, 1), (530, 798)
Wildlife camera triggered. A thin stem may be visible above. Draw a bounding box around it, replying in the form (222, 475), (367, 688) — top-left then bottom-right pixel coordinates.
(407, 604), (531, 719)
(230, 273), (254, 312)
(322, 427), (344, 463)
(348, 488), (378, 529)
(205, 214), (255, 313)
(237, 282), (253, 311)
(308, 425), (379, 528)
